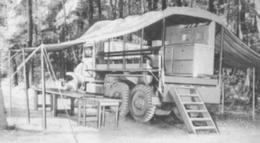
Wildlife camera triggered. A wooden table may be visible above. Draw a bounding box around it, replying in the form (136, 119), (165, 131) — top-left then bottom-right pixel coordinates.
(78, 97), (121, 128)
(94, 98), (121, 128)
(33, 87), (98, 116)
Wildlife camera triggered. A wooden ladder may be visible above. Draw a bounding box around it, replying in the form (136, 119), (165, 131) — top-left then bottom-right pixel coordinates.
(169, 85), (219, 134)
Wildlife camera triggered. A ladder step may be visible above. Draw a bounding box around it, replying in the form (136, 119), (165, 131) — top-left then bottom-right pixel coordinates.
(190, 117), (211, 121)
(194, 126), (216, 130)
(186, 110), (207, 113)
(175, 86), (194, 89)
(182, 102), (204, 105)
(180, 94), (199, 97)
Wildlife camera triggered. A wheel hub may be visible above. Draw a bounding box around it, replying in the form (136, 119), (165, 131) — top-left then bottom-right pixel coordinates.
(132, 92), (147, 116)
(113, 91), (121, 98)
(134, 96), (145, 109)
(129, 85), (156, 122)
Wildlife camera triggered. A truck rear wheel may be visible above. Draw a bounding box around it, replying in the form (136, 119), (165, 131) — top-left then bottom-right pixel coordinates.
(129, 85), (155, 122)
(106, 82), (130, 117)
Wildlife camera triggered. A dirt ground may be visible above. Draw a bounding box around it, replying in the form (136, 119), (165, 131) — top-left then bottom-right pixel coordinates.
(1, 78), (260, 143)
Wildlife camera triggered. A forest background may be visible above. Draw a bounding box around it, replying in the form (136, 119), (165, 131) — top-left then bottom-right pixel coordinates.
(0, 0), (259, 87)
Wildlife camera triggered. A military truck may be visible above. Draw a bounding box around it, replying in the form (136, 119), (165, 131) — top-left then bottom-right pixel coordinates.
(66, 7), (260, 127)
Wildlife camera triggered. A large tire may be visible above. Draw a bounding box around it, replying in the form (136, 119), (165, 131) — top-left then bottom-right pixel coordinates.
(106, 82), (130, 117)
(129, 85), (155, 122)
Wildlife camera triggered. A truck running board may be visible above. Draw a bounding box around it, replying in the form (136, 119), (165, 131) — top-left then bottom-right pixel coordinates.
(168, 85), (219, 134)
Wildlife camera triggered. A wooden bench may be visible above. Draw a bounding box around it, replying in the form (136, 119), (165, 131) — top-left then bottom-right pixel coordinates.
(33, 87), (98, 116)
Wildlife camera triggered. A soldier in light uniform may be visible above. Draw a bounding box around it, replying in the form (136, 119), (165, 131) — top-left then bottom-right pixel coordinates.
(64, 46), (94, 91)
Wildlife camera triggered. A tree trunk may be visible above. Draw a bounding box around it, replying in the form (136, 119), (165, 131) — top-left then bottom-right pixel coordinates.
(27, 0), (33, 47)
(119, 0), (124, 18)
(208, 0), (215, 13)
(187, 0), (195, 7)
(0, 82), (7, 129)
(141, 0), (145, 13)
(128, 0), (132, 15)
(27, 0), (33, 88)
(0, 53), (8, 129)
(59, 51), (65, 79)
(176, 0), (182, 6)
(89, 0), (94, 24)
(153, 0), (159, 10)
(97, 0), (102, 19)
(236, 0), (242, 38)
(110, 0), (117, 19)
(147, 0), (152, 11)
(11, 57), (18, 86)
(162, 0), (167, 10)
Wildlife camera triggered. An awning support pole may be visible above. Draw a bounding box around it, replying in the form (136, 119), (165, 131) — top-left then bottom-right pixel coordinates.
(107, 39), (110, 70)
(9, 50), (12, 116)
(219, 27), (224, 115)
(22, 47), (30, 123)
(41, 45), (46, 129)
(140, 29), (144, 69)
(252, 66), (256, 121)
(123, 36), (126, 70)
(161, 18), (166, 85)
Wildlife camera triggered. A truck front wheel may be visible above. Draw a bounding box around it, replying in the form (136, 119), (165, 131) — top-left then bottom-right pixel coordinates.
(129, 85), (155, 122)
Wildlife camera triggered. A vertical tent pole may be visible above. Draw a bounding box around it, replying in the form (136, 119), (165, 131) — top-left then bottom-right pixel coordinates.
(107, 39), (110, 70)
(161, 18), (166, 86)
(158, 19), (166, 94)
(9, 50), (12, 116)
(219, 27), (224, 114)
(41, 45), (46, 129)
(140, 0), (145, 69)
(92, 42), (96, 78)
(123, 36), (126, 70)
(252, 67), (256, 121)
(140, 29), (144, 69)
(22, 48), (30, 123)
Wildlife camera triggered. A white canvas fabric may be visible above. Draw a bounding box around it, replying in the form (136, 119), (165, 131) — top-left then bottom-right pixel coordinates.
(24, 7), (260, 69)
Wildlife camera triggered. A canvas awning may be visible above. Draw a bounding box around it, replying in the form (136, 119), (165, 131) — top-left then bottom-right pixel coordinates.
(215, 27), (260, 69)
(76, 7), (226, 42)
(21, 7), (260, 69)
